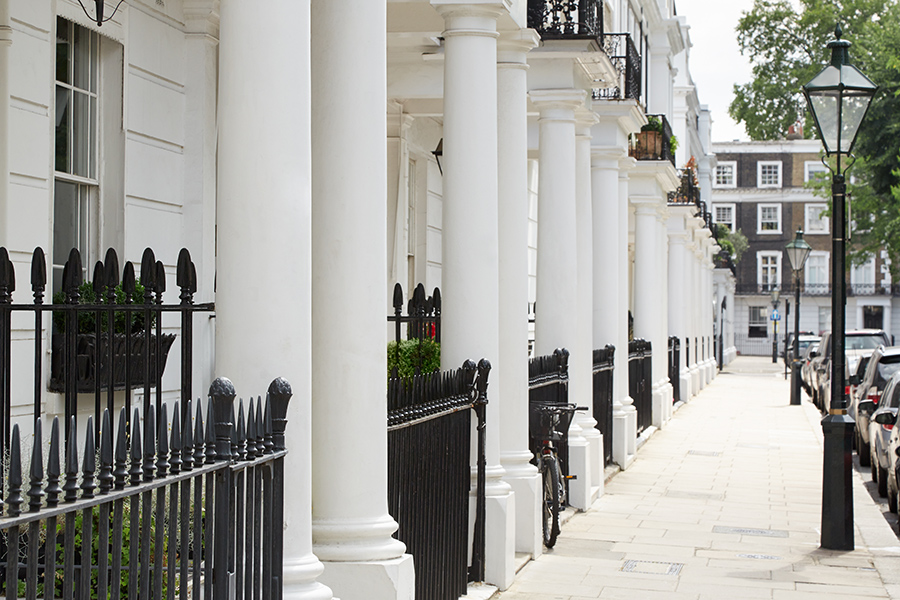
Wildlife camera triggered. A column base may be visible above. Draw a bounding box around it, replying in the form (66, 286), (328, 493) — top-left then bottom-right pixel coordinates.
(502, 467), (542, 557)
(581, 427), (604, 499)
(566, 436), (592, 511)
(679, 369), (692, 403)
(651, 380), (673, 429)
(689, 365), (700, 395)
(283, 553), (334, 600)
(318, 555), (414, 600)
(479, 488), (516, 590)
(612, 406), (637, 470)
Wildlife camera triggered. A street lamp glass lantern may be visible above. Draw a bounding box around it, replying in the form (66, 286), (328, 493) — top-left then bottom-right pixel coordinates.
(802, 25), (878, 156)
(785, 229), (813, 273)
(771, 288), (780, 306)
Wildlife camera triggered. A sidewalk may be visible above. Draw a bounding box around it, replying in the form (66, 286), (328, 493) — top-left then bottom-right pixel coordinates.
(493, 356), (900, 599)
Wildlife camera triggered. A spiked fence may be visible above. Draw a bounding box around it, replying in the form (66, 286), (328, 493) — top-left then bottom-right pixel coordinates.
(0, 377), (291, 600)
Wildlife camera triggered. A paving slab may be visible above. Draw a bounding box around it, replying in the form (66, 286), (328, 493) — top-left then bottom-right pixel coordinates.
(492, 356), (900, 600)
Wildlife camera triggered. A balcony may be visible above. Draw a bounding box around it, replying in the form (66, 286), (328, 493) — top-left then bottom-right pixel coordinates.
(528, 0), (603, 44)
(629, 114), (675, 167)
(734, 283), (899, 297)
(668, 167), (701, 208)
(592, 33), (642, 102)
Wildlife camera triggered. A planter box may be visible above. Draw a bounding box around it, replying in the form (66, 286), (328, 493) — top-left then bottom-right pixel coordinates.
(49, 332), (176, 393)
(630, 130), (663, 160)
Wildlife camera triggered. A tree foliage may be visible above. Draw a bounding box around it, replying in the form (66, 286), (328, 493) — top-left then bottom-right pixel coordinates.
(730, 0), (900, 273)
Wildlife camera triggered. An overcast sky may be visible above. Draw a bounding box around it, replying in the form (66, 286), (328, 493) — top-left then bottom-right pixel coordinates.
(677, 0), (758, 143)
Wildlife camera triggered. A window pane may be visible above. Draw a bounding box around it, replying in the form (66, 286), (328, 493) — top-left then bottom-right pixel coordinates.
(73, 24), (95, 92)
(56, 18), (70, 84)
(55, 87), (71, 173)
(73, 92), (93, 178)
(54, 180), (79, 266)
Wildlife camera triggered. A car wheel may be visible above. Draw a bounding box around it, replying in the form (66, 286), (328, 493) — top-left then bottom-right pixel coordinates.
(858, 432), (871, 466)
(879, 463), (889, 497)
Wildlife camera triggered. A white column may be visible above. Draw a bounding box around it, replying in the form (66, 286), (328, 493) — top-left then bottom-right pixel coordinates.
(690, 241), (703, 392)
(575, 111), (603, 499)
(726, 281), (736, 363)
(654, 208), (672, 423)
(667, 226), (691, 402)
(435, 3), (515, 588)
(591, 147), (628, 467)
(531, 88), (591, 509)
(216, 1), (331, 598)
(309, 2), (412, 598)
(632, 198), (666, 429)
(0, 0), (9, 246)
(497, 28), (541, 558)
(619, 161), (638, 462)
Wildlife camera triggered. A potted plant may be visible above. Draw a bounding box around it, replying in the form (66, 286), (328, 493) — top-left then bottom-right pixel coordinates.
(49, 281), (176, 393)
(630, 116), (678, 160)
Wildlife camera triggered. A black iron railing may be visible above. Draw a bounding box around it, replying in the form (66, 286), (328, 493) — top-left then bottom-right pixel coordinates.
(593, 33), (642, 102)
(528, 0), (603, 42)
(630, 114), (675, 167)
(528, 348), (571, 481)
(0, 376), (290, 599)
(628, 339), (652, 435)
(592, 345), (614, 467)
(668, 336), (680, 404)
(388, 283), (441, 378)
(388, 360), (489, 597)
(0, 246), (214, 456)
(667, 167), (701, 208)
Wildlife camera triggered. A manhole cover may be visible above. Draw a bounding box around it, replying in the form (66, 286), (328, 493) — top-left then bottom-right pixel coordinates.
(621, 560), (683, 576)
(738, 553), (782, 560)
(688, 450), (720, 457)
(666, 490), (724, 501)
(714, 526), (788, 538)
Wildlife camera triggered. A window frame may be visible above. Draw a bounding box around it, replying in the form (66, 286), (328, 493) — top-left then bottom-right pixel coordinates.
(804, 161), (829, 183)
(748, 306), (768, 338)
(804, 251), (829, 292)
(804, 203), (829, 235)
(757, 250), (781, 292)
(712, 203), (735, 231)
(714, 161), (737, 189)
(53, 17), (101, 292)
(757, 203), (782, 235)
(757, 160), (782, 189)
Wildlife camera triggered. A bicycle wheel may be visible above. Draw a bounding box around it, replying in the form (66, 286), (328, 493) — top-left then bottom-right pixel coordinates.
(541, 454), (561, 548)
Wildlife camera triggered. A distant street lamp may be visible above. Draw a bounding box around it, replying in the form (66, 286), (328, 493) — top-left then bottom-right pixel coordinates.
(771, 288), (780, 363)
(802, 23), (878, 551)
(785, 229), (812, 406)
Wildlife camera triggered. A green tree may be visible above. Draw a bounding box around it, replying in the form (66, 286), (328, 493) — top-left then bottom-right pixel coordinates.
(730, 0), (900, 274)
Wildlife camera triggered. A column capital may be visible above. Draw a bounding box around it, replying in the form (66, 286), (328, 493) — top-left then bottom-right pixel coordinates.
(498, 28), (540, 60)
(618, 156), (637, 175)
(631, 195), (661, 216)
(529, 88), (586, 116)
(591, 145), (625, 166)
(576, 109), (599, 137)
(433, 2), (505, 30)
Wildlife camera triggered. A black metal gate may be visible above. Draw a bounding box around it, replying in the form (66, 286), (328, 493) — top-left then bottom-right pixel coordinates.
(668, 336), (680, 404)
(387, 360), (488, 600)
(592, 345), (615, 467)
(628, 339), (652, 435)
(0, 376), (291, 599)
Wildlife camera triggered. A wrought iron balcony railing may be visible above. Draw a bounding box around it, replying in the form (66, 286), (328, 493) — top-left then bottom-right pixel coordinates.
(629, 113), (675, 167)
(528, 0), (603, 42)
(668, 167), (700, 208)
(592, 33), (641, 102)
(734, 283), (900, 297)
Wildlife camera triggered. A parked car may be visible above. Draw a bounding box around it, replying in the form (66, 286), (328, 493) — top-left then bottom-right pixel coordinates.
(801, 342), (820, 395)
(811, 329), (891, 412)
(854, 346), (900, 467)
(873, 371), (900, 507)
(785, 332), (819, 366)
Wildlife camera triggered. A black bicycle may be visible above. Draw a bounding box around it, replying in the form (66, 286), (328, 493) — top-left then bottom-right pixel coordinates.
(529, 402), (587, 548)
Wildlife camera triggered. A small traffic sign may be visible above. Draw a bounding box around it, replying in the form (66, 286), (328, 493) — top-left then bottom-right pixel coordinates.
(770, 310), (781, 322)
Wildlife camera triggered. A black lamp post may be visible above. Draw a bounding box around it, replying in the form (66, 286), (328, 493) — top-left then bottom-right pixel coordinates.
(76, 0), (126, 27)
(786, 229), (812, 406)
(771, 288), (780, 363)
(802, 24), (878, 551)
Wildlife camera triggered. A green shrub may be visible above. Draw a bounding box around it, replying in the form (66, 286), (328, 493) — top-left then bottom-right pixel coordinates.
(387, 338), (441, 379)
(52, 280), (153, 335)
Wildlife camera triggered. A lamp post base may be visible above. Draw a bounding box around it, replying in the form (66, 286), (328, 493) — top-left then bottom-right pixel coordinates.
(790, 361), (802, 405)
(821, 413), (854, 550)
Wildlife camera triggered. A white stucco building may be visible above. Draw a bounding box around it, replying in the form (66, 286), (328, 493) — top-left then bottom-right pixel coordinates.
(0, 0), (732, 598)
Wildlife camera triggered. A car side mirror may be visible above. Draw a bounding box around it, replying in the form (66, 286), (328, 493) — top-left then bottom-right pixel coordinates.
(849, 374), (861, 386)
(809, 350), (818, 358)
(874, 411), (897, 425)
(859, 400), (876, 413)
